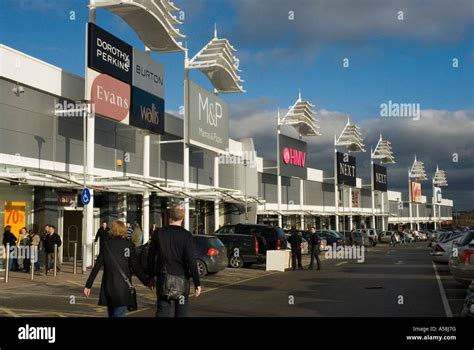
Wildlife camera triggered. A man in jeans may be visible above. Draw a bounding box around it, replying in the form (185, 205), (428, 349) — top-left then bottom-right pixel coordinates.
(44, 225), (62, 274)
(308, 227), (321, 270)
(147, 204), (201, 317)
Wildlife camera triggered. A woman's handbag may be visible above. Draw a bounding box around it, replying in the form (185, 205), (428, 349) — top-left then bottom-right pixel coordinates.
(105, 244), (138, 311)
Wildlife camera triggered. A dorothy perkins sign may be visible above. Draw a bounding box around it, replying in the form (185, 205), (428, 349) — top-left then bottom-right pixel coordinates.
(88, 22), (133, 84)
(336, 152), (356, 186)
(187, 80), (229, 153)
(373, 164), (388, 192)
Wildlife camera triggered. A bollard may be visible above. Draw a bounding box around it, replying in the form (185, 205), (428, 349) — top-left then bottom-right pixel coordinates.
(30, 246), (35, 281)
(73, 242), (77, 275)
(5, 243), (10, 283)
(53, 244), (57, 277)
(82, 244), (86, 274)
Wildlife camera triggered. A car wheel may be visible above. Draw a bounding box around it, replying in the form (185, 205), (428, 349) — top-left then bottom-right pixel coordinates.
(229, 255), (244, 268)
(196, 260), (207, 277)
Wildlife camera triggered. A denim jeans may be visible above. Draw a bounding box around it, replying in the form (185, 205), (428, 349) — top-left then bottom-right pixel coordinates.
(107, 306), (127, 318)
(156, 297), (189, 317)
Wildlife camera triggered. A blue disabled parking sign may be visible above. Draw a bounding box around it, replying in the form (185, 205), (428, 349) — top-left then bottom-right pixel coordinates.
(81, 188), (91, 206)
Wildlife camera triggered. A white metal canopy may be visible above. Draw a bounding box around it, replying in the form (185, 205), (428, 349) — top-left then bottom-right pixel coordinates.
(188, 27), (244, 93)
(336, 117), (365, 152)
(371, 134), (395, 164)
(433, 166), (448, 186)
(279, 91), (321, 136)
(90, 0), (185, 52)
(409, 156), (428, 181)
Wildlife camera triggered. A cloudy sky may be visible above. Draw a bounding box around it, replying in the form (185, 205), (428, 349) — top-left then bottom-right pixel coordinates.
(1, 0), (473, 209)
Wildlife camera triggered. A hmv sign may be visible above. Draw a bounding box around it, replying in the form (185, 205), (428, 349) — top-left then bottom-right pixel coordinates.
(373, 164), (388, 192)
(279, 134), (307, 179)
(336, 152), (356, 186)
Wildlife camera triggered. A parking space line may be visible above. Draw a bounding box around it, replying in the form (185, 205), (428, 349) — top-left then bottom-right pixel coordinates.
(0, 307), (20, 317)
(432, 261), (453, 318)
(335, 262), (347, 266)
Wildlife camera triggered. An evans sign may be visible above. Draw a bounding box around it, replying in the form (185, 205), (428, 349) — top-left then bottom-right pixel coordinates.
(337, 152), (356, 186)
(132, 48), (164, 98)
(88, 22), (133, 84)
(279, 134), (307, 179)
(131, 87), (165, 134)
(188, 80), (229, 153)
(373, 164), (388, 192)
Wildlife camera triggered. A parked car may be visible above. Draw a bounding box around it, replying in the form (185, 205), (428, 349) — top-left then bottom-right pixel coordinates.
(460, 281), (474, 318)
(216, 233), (265, 268)
(317, 230), (344, 247)
(193, 235), (228, 277)
(378, 231), (395, 244)
(300, 231), (328, 252)
(285, 233), (309, 254)
(430, 232), (465, 264)
(215, 223), (266, 235)
(448, 231), (474, 285)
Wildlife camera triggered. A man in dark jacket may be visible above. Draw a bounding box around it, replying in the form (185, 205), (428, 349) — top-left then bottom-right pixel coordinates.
(2, 225), (17, 271)
(308, 227), (321, 270)
(147, 204), (201, 317)
(94, 221), (110, 251)
(287, 228), (303, 271)
(44, 225), (62, 274)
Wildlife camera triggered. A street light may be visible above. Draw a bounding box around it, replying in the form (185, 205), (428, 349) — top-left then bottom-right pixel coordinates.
(432, 166), (448, 229)
(371, 134), (395, 230)
(408, 155), (427, 230)
(334, 117), (366, 231)
(277, 90), (321, 229)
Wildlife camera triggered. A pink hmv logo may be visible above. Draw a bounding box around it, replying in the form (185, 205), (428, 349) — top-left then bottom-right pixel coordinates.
(282, 147), (306, 167)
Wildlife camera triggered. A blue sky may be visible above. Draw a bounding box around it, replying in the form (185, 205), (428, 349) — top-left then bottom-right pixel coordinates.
(1, 0), (473, 209)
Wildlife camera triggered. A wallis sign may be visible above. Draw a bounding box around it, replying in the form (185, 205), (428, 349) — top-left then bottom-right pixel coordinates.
(279, 134), (307, 179)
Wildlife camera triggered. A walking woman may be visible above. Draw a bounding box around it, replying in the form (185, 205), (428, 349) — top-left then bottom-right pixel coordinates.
(83, 220), (149, 317)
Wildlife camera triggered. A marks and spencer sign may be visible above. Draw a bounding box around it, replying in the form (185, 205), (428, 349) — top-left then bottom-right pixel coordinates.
(278, 134), (307, 179)
(88, 22), (133, 84)
(337, 152), (356, 186)
(373, 164), (388, 192)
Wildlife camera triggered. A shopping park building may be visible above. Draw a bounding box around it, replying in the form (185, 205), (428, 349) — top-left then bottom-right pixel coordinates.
(0, 1), (452, 266)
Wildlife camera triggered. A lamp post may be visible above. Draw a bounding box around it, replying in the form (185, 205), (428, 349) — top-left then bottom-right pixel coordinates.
(370, 134), (395, 231)
(408, 156), (427, 231)
(277, 90), (321, 229)
(432, 166), (448, 229)
(334, 117), (366, 231)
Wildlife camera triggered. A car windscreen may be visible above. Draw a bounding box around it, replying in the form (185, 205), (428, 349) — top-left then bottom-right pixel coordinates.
(207, 237), (226, 249)
(457, 231), (474, 246)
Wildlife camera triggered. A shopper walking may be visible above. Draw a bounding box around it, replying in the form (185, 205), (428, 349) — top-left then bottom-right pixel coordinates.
(288, 228), (303, 271)
(131, 221), (143, 248)
(18, 227), (29, 272)
(308, 227), (321, 270)
(38, 224), (49, 273)
(44, 225), (62, 274)
(94, 221), (110, 251)
(28, 230), (41, 272)
(147, 204), (201, 317)
(84, 220), (149, 318)
(2, 225), (17, 271)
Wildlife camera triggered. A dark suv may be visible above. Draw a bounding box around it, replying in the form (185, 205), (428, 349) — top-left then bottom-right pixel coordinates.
(215, 224), (287, 253)
(216, 234), (266, 268)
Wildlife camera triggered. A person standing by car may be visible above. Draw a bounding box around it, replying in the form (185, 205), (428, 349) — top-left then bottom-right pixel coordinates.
(44, 225), (62, 274)
(308, 227), (321, 270)
(147, 203), (201, 317)
(94, 221), (110, 251)
(288, 228), (303, 271)
(84, 220), (150, 318)
(2, 225), (17, 271)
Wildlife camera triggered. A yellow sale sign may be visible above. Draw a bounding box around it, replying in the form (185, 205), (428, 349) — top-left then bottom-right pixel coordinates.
(4, 202), (26, 239)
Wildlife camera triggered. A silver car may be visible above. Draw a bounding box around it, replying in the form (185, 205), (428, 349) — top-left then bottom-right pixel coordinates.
(448, 231), (474, 285)
(430, 232), (464, 264)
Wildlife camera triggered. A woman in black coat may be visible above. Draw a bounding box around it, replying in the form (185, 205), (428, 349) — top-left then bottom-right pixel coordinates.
(84, 220), (149, 317)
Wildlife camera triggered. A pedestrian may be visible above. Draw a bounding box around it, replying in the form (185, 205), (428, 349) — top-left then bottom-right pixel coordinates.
(350, 228), (356, 246)
(147, 203), (201, 317)
(150, 223), (158, 241)
(126, 221), (133, 240)
(38, 224), (49, 272)
(308, 227), (321, 270)
(131, 221), (143, 248)
(18, 227), (29, 272)
(84, 220), (150, 318)
(2, 225), (17, 271)
(94, 221), (110, 251)
(29, 229), (41, 272)
(288, 227), (303, 271)
(44, 225), (62, 274)
(390, 231), (398, 247)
